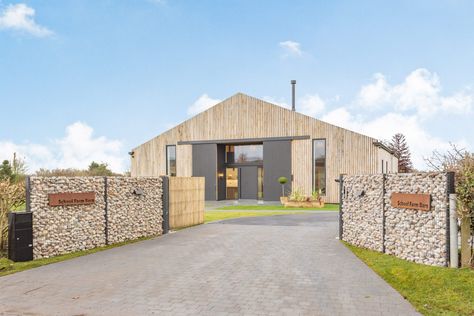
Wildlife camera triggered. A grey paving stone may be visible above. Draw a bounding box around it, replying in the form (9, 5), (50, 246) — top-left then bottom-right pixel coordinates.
(0, 213), (419, 315)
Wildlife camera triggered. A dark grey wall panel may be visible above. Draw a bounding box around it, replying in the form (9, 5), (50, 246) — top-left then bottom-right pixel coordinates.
(192, 144), (217, 200)
(217, 145), (226, 200)
(263, 141), (292, 201)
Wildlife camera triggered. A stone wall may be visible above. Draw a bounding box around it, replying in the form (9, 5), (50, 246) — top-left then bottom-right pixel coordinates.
(107, 177), (163, 244)
(341, 172), (452, 267)
(341, 175), (384, 252)
(29, 176), (163, 259)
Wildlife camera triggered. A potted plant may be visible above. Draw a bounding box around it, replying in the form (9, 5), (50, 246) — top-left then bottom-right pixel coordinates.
(283, 188), (325, 208)
(278, 176), (288, 204)
(286, 188), (305, 207)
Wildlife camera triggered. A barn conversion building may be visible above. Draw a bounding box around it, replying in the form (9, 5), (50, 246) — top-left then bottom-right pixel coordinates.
(130, 93), (398, 203)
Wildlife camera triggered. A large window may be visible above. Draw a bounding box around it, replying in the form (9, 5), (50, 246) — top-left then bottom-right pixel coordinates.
(313, 139), (326, 195)
(225, 145), (263, 164)
(166, 145), (176, 176)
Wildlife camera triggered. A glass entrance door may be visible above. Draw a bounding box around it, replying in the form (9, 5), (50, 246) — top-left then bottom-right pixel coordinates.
(226, 168), (239, 200)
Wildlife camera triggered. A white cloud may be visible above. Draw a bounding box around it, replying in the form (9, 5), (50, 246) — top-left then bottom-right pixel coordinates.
(321, 108), (470, 169)
(357, 68), (473, 116)
(0, 3), (53, 37)
(0, 122), (126, 172)
(263, 94), (325, 116)
(357, 73), (390, 108)
(187, 94), (221, 116)
(262, 96), (289, 109)
(299, 94), (326, 116)
(279, 40), (302, 57)
(55, 122), (124, 171)
(440, 90), (474, 114)
(263, 68), (471, 170)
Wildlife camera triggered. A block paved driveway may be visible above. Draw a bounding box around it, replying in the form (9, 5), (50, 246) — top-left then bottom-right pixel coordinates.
(0, 212), (419, 316)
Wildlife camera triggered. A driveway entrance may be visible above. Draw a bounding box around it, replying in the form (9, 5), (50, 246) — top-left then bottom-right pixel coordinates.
(0, 213), (418, 315)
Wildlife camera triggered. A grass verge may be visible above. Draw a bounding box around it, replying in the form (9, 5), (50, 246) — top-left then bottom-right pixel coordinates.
(0, 236), (155, 277)
(345, 242), (474, 316)
(215, 203), (339, 211)
(205, 210), (306, 223)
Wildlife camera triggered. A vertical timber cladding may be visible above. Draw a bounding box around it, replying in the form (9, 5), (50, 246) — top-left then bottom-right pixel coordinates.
(131, 93), (394, 202)
(263, 140), (292, 201)
(192, 143), (217, 200)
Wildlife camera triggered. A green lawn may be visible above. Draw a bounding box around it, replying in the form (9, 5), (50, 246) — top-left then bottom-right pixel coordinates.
(215, 203), (339, 211)
(205, 210), (306, 223)
(12, 202), (26, 211)
(0, 236), (155, 277)
(345, 243), (474, 316)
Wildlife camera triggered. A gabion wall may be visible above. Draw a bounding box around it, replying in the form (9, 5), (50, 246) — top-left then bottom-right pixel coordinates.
(341, 172), (452, 267)
(29, 176), (163, 259)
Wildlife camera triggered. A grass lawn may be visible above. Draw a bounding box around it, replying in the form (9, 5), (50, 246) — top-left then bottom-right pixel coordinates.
(12, 202), (26, 211)
(345, 243), (474, 316)
(0, 236), (155, 278)
(215, 203), (339, 211)
(205, 210), (306, 223)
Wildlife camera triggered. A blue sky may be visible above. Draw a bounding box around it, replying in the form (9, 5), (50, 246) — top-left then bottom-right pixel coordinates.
(0, 0), (473, 172)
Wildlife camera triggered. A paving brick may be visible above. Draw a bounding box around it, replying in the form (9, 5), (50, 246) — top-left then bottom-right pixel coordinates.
(0, 213), (419, 315)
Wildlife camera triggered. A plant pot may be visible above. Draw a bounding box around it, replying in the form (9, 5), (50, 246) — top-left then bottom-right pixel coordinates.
(311, 201), (325, 208)
(280, 197), (288, 204)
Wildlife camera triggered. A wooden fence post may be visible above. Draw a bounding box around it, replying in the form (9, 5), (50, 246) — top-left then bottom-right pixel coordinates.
(460, 214), (472, 268)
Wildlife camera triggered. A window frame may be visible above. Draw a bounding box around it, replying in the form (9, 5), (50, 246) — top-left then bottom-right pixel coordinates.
(312, 138), (327, 196)
(225, 144), (264, 165)
(166, 145), (177, 177)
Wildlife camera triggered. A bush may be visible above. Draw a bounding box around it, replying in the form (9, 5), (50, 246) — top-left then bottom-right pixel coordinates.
(0, 179), (25, 251)
(35, 161), (120, 177)
(289, 188), (306, 202)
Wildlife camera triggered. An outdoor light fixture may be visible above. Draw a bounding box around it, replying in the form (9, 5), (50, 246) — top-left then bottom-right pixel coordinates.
(128, 151), (135, 158)
(218, 172), (224, 179)
(132, 188), (144, 196)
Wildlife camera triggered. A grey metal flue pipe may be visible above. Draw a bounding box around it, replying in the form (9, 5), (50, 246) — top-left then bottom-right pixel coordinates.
(291, 80), (296, 111)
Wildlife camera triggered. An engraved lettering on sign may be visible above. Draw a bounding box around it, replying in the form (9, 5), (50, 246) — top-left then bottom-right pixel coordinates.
(390, 193), (431, 211)
(48, 192), (96, 207)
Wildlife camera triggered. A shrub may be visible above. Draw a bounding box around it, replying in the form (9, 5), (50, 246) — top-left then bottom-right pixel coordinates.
(289, 188), (306, 202)
(278, 177), (288, 196)
(0, 179), (25, 251)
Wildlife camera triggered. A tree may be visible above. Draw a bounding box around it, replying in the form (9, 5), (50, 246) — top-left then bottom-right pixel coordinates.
(35, 162), (120, 177)
(0, 160), (13, 181)
(0, 153), (27, 183)
(278, 177), (288, 196)
(87, 162), (114, 176)
(11, 153), (27, 182)
(389, 133), (413, 173)
(425, 144), (474, 267)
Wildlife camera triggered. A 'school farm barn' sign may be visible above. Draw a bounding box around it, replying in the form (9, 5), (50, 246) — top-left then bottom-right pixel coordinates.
(390, 192), (431, 211)
(48, 192), (96, 207)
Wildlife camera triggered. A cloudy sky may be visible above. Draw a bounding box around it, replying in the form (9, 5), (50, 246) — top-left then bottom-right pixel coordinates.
(0, 0), (473, 172)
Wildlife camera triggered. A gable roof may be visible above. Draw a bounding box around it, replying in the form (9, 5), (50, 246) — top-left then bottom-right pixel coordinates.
(134, 92), (382, 150)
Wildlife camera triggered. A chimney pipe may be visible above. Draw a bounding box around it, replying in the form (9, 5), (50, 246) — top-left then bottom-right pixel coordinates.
(291, 80), (296, 111)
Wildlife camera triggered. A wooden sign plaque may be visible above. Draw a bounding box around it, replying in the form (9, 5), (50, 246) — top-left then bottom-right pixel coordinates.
(48, 192), (96, 207)
(390, 193), (431, 211)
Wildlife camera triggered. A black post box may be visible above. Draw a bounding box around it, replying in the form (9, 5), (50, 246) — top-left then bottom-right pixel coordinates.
(8, 212), (33, 262)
